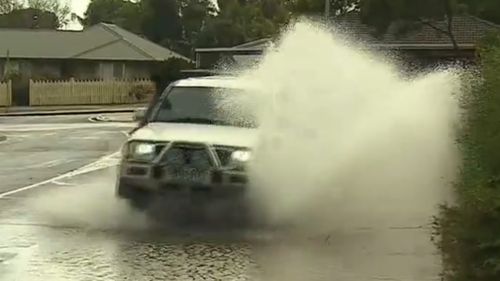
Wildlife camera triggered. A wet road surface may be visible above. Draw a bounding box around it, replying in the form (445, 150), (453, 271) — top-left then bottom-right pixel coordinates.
(0, 114), (130, 193)
(0, 114), (441, 281)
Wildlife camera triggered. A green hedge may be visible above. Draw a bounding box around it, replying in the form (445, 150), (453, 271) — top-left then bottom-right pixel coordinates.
(436, 33), (500, 281)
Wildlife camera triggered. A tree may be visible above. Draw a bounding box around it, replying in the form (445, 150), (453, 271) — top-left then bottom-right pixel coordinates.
(141, 0), (183, 43)
(0, 8), (59, 28)
(287, 0), (359, 17)
(0, 0), (22, 14)
(83, 0), (143, 33)
(0, 0), (69, 28)
(260, 0), (290, 23)
(80, 0), (290, 52)
(26, 0), (70, 27)
(460, 0), (500, 24)
(179, 0), (216, 47)
(195, 0), (283, 47)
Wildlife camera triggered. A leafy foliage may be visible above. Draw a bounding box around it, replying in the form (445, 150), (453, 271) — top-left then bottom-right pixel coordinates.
(128, 84), (155, 102)
(434, 33), (500, 281)
(27, 0), (70, 26)
(141, 0), (183, 43)
(150, 57), (195, 92)
(195, 0), (284, 48)
(83, 0), (143, 33)
(0, 0), (70, 28)
(0, 7), (58, 28)
(180, 0), (216, 45)
(82, 0), (289, 52)
(288, 0), (359, 16)
(0, 0), (22, 14)
(461, 0), (500, 25)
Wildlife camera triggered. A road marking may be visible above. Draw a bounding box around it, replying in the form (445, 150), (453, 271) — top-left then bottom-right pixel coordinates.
(39, 159), (66, 168)
(40, 132), (57, 137)
(4, 134), (30, 138)
(0, 160), (74, 171)
(0, 151), (120, 199)
(52, 181), (75, 186)
(74, 136), (102, 140)
(0, 123), (134, 132)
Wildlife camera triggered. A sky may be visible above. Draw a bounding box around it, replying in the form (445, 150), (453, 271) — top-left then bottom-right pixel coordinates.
(71, 0), (89, 17)
(65, 0), (89, 30)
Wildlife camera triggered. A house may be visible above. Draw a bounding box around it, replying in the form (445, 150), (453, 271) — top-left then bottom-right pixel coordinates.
(0, 23), (190, 105)
(0, 22), (189, 82)
(193, 13), (500, 72)
(193, 38), (270, 74)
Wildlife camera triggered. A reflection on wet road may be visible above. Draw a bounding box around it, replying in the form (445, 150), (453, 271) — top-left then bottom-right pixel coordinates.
(0, 226), (256, 281)
(0, 114), (441, 281)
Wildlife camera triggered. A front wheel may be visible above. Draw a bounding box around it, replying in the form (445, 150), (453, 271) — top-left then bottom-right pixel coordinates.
(117, 183), (152, 212)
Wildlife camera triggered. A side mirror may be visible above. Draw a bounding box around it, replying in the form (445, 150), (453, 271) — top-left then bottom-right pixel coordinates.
(133, 108), (146, 122)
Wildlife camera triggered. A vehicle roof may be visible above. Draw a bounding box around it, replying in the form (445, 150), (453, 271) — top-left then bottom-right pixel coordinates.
(171, 75), (246, 89)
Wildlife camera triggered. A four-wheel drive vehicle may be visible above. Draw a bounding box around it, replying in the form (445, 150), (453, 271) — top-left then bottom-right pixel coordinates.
(116, 76), (257, 211)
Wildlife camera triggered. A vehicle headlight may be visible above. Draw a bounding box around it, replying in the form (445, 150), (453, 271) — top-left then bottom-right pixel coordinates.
(230, 150), (252, 164)
(126, 142), (156, 162)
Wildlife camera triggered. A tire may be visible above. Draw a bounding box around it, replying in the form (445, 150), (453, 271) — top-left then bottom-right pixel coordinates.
(116, 182), (152, 212)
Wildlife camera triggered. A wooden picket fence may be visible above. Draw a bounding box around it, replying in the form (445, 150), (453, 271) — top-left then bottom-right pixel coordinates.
(29, 78), (156, 106)
(0, 80), (12, 107)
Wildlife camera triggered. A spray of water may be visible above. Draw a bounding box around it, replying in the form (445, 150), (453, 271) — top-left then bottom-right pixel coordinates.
(28, 168), (149, 231)
(230, 21), (463, 233)
(28, 20), (462, 240)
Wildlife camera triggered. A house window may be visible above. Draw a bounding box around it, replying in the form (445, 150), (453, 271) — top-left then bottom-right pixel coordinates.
(113, 62), (125, 79)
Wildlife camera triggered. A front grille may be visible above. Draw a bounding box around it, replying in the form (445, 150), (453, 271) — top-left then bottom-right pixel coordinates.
(127, 166), (148, 176)
(160, 143), (214, 181)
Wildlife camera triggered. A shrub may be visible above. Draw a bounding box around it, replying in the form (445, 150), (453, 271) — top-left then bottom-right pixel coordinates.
(435, 33), (500, 281)
(129, 84), (155, 102)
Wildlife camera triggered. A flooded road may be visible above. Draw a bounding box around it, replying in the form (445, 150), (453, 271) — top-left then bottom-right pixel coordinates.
(0, 114), (441, 281)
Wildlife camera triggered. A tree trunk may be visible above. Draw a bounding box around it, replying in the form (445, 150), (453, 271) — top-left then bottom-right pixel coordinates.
(444, 0), (459, 50)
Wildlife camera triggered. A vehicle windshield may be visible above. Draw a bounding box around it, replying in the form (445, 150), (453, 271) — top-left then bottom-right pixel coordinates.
(150, 86), (257, 128)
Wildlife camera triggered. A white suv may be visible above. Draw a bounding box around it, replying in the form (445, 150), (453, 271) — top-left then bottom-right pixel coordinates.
(116, 76), (257, 213)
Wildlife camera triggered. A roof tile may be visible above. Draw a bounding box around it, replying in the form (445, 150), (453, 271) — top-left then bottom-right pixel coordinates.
(335, 13), (500, 46)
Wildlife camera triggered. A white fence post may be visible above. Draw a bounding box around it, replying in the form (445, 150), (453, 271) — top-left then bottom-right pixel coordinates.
(69, 77), (75, 104)
(29, 79), (34, 106)
(8, 80), (12, 106)
(0, 80), (12, 107)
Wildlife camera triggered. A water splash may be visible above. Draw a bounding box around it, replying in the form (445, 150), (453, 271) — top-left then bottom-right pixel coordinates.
(233, 21), (463, 232)
(28, 167), (149, 231)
